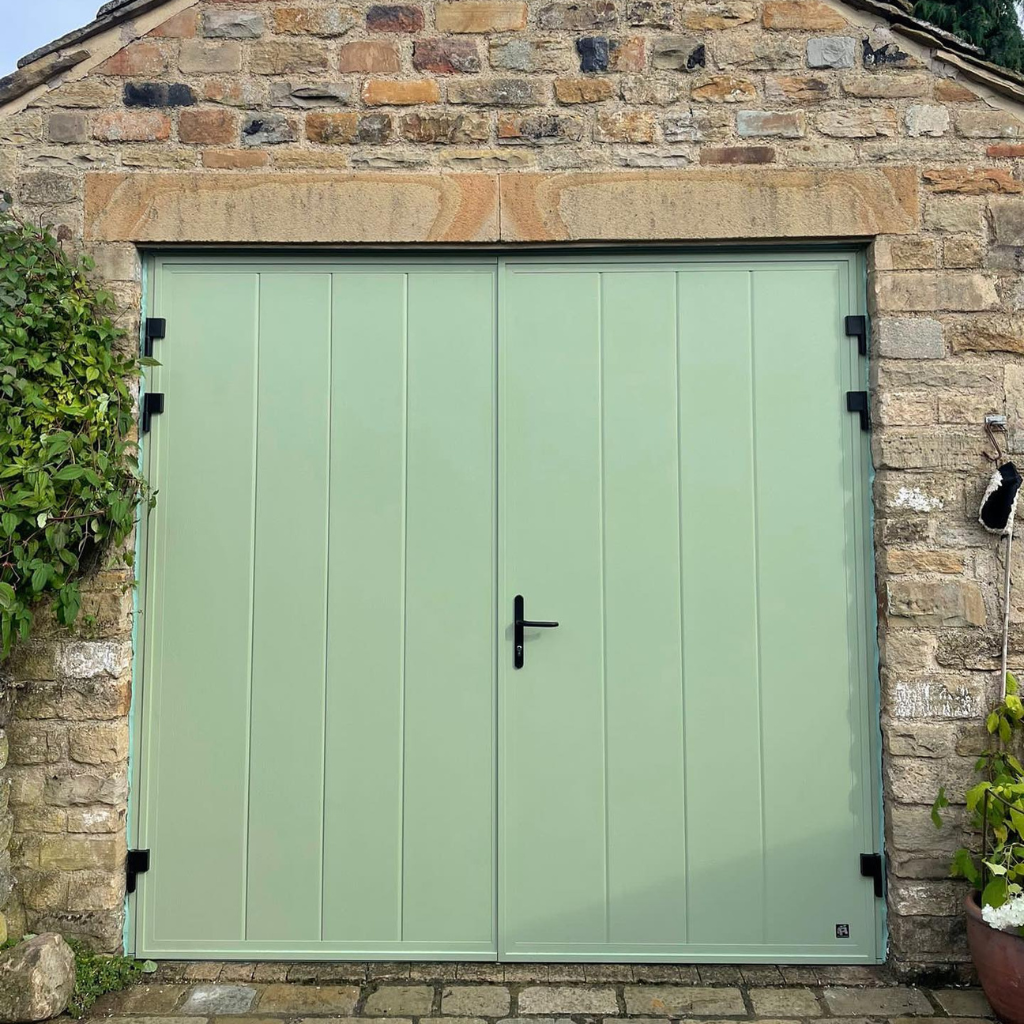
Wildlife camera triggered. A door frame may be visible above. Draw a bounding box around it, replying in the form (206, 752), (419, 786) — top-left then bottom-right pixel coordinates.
(129, 246), (880, 962)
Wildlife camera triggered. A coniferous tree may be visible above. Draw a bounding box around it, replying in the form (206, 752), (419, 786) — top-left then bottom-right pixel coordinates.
(913, 0), (1024, 72)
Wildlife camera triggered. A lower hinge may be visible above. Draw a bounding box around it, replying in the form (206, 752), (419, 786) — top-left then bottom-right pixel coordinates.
(126, 849), (150, 895)
(846, 391), (870, 432)
(860, 853), (884, 898)
(142, 393), (165, 434)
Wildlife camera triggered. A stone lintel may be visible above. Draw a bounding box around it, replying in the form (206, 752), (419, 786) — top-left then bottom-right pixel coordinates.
(86, 168), (919, 245)
(84, 171), (501, 243)
(499, 167), (920, 242)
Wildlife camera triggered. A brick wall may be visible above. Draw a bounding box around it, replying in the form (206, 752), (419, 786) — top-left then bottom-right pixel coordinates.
(2, 0), (1024, 978)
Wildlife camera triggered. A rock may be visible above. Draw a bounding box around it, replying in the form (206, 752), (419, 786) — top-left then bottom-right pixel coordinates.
(0, 933), (76, 1023)
(806, 35), (856, 68)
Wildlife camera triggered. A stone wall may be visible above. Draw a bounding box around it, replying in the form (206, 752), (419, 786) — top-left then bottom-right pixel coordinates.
(1, 579), (134, 952)
(1, 0), (1024, 979)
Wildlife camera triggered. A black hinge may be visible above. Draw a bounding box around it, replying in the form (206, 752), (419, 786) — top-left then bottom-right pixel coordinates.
(143, 317), (166, 358)
(860, 853), (884, 898)
(845, 314), (867, 356)
(846, 391), (870, 432)
(141, 393), (165, 434)
(126, 849), (150, 894)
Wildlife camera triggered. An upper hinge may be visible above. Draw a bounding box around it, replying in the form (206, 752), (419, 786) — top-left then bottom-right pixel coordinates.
(847, 391), (870, 432)
(860, 852), (884, 898)
(126, 849), (150, 895)
(143, 317), (166, 358)
(845, 314), (867, 356)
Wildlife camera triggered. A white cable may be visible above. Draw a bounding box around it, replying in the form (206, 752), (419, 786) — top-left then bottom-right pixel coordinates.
(1001, 523), (1014, 701)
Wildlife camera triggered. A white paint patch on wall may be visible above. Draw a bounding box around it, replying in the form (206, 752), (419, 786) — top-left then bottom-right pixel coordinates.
(892, 680), (983, 719)
(890, 486), (944, 513)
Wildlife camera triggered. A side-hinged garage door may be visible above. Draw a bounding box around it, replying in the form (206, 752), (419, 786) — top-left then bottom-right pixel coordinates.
(133, 252), (879, 963)
(135, 259), (499, 959)
(498, 253), (880, 964)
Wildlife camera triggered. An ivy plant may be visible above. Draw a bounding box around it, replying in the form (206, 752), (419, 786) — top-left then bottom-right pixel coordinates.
(933, 671), (1024, 927)
(0, 194), (148, 658)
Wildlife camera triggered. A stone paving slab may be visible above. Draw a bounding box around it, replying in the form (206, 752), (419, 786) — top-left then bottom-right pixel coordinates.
(441, 986), (512, 1017)
(87, 975), (995, 1023)
(257, 985), (360, 1014)
(180, 986), (257, 1015)
(749, 988), (824, 1017)
(363, 986), (436, 1016)
(821, 988), (934, 1017)
(517, 986), (619, 1015)
(623, 985), (747, 1016)
(930, 991), (993, 1017)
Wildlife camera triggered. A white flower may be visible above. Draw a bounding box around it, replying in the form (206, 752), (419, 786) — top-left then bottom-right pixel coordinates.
(982, 893), (1024, 932)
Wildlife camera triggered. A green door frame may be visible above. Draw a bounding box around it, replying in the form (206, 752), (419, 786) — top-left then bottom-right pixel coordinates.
(128, 246), (881, 963)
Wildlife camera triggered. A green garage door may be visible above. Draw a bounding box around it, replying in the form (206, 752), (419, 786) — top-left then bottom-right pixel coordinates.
(134, 253), (879, 963)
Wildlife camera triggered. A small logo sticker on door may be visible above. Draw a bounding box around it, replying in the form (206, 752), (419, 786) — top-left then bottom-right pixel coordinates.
(835, 924), (851, 939)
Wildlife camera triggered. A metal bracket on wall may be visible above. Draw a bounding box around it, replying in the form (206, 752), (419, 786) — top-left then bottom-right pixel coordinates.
(860, 853), (884, 898)
(845, 315), (867, 356)
(126, 849), (151, 895)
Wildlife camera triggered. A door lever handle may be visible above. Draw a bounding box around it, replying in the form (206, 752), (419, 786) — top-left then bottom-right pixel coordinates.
(514, 594), (558, 669)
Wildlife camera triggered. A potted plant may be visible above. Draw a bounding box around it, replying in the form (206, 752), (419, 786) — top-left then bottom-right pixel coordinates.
(933, 672), (1024, 1024)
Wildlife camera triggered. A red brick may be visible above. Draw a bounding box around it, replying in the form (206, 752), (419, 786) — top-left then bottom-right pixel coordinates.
(700, 145), (776, 164)
(306, 112), (360, 144)
(594, 110), (655, 143)
(412, 39), (481, 73)
(96, 42), (167, 76)
(367, 4), (425, 31)
(362, 79), (441, 105)
(554, 77), (614, 103)
(337, 41), (401, 72)
(179, 109), (237, 145)
(762, 0), (846, 29)
(435, 1), (528, 32)
(147, 9), (199, 37)
(610, 36), (645, 71)
(92, 111), (171, 142)
(202, 149), (270, 169)
(987, 144), (1024, 159)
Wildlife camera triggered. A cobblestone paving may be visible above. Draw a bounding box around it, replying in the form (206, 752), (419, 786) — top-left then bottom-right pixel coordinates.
(85, 964), (995, 1024)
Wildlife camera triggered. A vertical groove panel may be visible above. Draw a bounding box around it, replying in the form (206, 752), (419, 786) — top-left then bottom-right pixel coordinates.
(246, 273), (332, 941)
(677, 269), (765, 946)
(323, 273), (409, 943)
(752, 268), (873, 952)
(598, 275), (609, 945)
(143, 270), (260, 946)
(319, 273), (334, 942)
(601, 270), (686, 946)
(500, 269), (606, 954)
(400, 270), (498, 946)
(749, 274), (768, 944)
(399, 274), (409, 943)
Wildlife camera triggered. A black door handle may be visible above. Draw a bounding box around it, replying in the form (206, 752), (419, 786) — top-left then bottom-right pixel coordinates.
(514, 594), (558, 669)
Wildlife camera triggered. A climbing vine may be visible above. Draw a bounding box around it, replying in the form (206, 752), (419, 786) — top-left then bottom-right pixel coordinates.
(0, 194), (148, 658)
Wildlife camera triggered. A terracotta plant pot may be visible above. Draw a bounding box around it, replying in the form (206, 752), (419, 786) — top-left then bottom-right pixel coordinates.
(966, 892), (1024, 1024)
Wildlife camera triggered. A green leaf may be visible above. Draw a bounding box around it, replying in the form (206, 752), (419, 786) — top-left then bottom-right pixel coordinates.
(52, 464), (84, 481)
(951, 848), (982, 887)
(988, 711), (1000, 734)
(983, 875), (1009, 909)
(932, 787), (949, 828)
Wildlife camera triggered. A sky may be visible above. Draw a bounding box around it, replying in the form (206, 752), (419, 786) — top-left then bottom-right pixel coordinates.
(1, 0), (101, 76)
